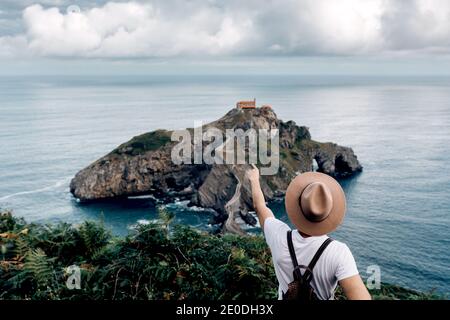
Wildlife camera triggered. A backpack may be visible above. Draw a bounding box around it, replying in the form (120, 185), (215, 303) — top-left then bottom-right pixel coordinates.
(282, 230), (333, 301)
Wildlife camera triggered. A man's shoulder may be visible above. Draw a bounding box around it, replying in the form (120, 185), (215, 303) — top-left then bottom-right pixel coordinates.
(263, 217), (291, 250)
(324, 239), (354, 263)
(329, 238), (349, 249)
(264, 217), (290, 233)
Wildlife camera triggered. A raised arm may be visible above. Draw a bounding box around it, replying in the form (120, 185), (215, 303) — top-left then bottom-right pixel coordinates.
(246, 165), (274, 229)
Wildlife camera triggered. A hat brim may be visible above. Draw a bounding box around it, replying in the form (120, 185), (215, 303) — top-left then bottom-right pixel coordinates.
(285, 172), (346, 236)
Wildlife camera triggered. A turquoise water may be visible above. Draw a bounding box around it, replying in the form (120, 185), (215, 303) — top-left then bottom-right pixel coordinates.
(0, 75), (449, 295)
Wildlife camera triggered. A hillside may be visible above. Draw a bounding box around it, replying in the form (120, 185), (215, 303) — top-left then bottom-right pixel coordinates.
(0, 210), (442, 300)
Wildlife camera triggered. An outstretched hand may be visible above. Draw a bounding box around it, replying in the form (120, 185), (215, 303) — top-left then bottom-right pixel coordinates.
(246, 164), (273, 229)
(246, 164), (260, 184)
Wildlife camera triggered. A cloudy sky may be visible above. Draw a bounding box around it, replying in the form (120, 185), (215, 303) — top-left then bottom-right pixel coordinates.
(1, 0), (450, 74)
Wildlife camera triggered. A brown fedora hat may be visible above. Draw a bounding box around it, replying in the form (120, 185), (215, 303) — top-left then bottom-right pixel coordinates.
(285, 172), (346, 236)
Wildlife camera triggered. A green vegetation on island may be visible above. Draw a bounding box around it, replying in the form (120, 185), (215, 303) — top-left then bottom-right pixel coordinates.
(0, 210), (443, 300)
(112, 129), (172, 156)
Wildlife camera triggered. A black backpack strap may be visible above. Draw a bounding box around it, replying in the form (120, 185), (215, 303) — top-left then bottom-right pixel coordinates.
(286, 230), (302, 280)
(303, 237), (334, 282)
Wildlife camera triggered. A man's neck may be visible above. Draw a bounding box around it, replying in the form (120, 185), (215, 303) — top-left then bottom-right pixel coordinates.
(299, 230), (311, 238)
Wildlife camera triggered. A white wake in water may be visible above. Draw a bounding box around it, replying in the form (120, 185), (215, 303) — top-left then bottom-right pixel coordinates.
(0, 177), (71, 201)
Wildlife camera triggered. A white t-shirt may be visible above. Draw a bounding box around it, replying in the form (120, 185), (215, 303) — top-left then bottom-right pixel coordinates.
(264, 217), (359, 300)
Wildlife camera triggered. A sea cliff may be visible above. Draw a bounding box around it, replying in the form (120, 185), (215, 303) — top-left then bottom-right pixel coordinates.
(70, 107), (362, 233)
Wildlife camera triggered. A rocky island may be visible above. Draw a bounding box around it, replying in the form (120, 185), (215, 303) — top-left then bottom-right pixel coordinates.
(70, 106), (362, 234)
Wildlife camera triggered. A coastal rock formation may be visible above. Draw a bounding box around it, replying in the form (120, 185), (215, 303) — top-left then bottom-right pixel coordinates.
(70, 107), (362, 233)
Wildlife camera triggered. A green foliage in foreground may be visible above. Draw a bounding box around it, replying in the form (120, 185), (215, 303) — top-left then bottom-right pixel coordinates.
(0, 210), (443, 300)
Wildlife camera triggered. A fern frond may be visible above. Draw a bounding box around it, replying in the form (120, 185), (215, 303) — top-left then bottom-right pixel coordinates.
(24, 248), (53, 287)
(158, 207), (174, 226)
(14, 237), (30, 260)
(79, 221), (110, 258)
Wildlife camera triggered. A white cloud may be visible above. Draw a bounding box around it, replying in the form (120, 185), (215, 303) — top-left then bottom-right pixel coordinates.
(381, 0), (450, 52)
(16, 1), (254, 57)
(1, 0), (450, 58)
(0, 35), (27, 57)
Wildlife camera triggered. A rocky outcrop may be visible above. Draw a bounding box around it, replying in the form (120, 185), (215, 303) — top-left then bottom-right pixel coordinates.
(70, 107), (362, 233)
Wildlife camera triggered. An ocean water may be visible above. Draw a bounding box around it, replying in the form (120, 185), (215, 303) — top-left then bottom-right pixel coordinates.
(0, 75), (449, 295)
